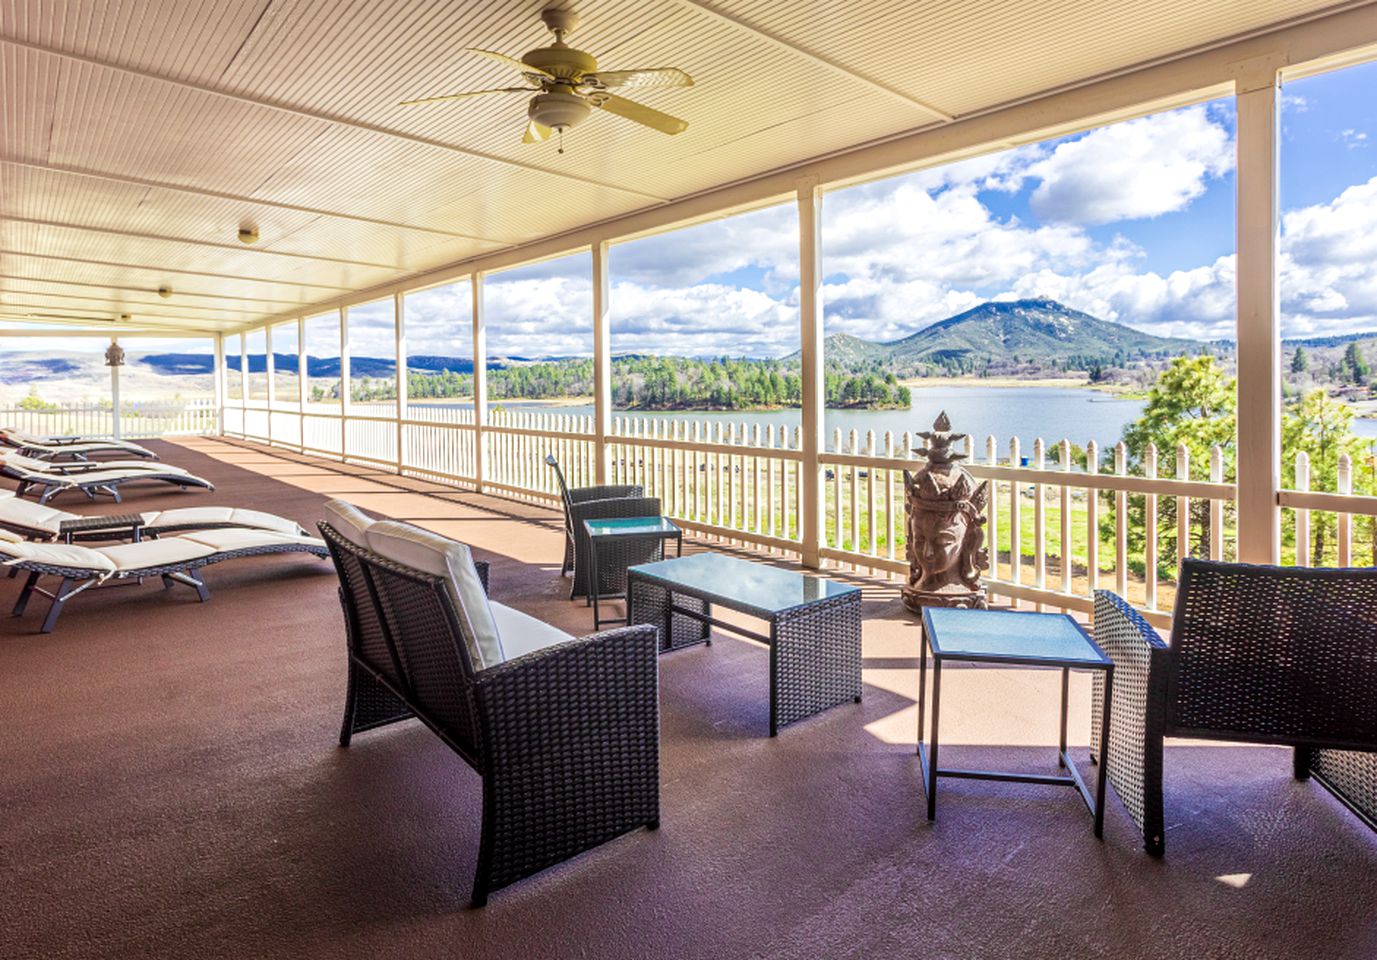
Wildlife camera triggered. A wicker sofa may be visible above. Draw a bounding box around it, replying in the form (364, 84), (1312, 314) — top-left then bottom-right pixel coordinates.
(1092, 559), (1377, 854)
(318, 500), (661, 906)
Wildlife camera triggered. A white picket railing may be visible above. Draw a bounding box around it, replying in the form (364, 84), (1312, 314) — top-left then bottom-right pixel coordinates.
(0, 398), (218, 440)
(223, 401), (1377, 628)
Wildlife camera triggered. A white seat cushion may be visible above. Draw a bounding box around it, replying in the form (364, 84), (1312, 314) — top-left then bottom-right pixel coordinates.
(0, 530), (117, 574)
(321, 499), (373, 548)
(178, 528), (322, 552)
(0, 495), (74, 535)
(365, 520), (505, 670)
(490, 602), (574, 661)
(96, 537), (214, 572)
(141, 506), (302, 536)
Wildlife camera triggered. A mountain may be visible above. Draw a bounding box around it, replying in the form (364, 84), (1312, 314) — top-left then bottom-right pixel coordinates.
(811, 298), (1203, 375)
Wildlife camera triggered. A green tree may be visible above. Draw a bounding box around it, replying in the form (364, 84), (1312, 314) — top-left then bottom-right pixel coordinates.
(1119, 355), (1236, 570)
(1290, 345), (1309, 374)
(1282, 388), (1368, 564)
(1342, 342), (1370, 385)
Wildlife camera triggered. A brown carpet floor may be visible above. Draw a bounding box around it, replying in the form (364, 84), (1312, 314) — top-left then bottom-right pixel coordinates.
(2, 438), (1374, 960)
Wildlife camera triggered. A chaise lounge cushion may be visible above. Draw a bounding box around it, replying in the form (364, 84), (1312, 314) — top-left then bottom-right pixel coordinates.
(141, 506), (303, 536)
(0, 528), (117, 573)
(365, 519), (505, 670)
(322, 499), (375, 548)
(97, 537), (214, 571)
(179, 528), (324, 552)
(489, 602), (574, 661)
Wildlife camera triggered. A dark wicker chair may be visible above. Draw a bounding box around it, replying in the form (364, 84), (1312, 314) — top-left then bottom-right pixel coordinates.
(1092, 559), (1377, 854)
(544, 454), (654, 600)
(319, 520), (662, 907)
(545, 454), (641, 573)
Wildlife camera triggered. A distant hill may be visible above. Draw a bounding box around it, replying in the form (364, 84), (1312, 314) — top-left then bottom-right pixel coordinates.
(801, 298), (1204, 375)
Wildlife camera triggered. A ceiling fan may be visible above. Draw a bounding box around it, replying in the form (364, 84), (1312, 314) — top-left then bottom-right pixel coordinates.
(399, 7), (693, 151)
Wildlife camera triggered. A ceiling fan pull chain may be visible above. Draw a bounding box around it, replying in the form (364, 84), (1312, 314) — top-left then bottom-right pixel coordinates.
(558, 127), (565, 155)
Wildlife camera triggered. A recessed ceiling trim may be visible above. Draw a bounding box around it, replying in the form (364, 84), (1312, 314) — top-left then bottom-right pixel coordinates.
(0, 216), (409, 271)
(0, 310), (223, 333)
(0, 248), (353, 292)
(669, 0), (956, 121)
(0, 34), (673, 204)
(0, 286), (259, 319)
(0, 157), (512, 243)
(0, 301), (236, 330)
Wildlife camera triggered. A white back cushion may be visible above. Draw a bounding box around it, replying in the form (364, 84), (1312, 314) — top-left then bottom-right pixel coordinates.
(321, 499), (374, 548)
(365, 520), (504, 670)
(490, 602), (572, 661)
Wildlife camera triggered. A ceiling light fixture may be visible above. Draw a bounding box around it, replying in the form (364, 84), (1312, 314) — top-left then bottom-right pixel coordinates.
(238, 226), (260, 244)
(158, 286), (173, 298)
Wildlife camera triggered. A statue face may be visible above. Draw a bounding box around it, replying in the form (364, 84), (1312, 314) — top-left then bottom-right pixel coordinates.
(913, 508), (969, 583)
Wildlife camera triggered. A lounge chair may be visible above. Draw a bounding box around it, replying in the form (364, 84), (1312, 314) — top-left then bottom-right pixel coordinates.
(1, 453), (214, 504)
(0, 526), (328, 632)
(0, 489), (310, 542)
(1092, 560), (1377, 854)
(0, 426), (156, 460)
(319, 499), (659, 906)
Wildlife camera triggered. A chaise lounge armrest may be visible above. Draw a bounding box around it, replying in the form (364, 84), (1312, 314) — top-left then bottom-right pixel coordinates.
(568, 484), (643, 503)
(470, 622), (660, 901)
(1092, 589), (1171, 854)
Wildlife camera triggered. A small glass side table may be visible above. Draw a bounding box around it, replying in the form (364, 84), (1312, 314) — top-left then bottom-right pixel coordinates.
(583, 516), (682, 630)
(918, 606), (1115, 837)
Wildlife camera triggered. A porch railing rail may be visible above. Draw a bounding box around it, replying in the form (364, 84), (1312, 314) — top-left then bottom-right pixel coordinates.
(223, 402), (1377, 629)
(0, 398), (218, 440)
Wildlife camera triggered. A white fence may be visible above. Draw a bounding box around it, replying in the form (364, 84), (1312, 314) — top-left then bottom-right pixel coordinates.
(223, 402), (1377, 628)
(0, 398), (218, 440)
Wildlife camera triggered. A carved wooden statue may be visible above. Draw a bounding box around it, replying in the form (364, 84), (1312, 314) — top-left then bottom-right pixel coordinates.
(902, 411), (989, 612)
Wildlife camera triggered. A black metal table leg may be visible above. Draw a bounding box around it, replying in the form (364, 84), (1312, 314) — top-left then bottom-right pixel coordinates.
(917, 619), (927, 752)
(1094, 668), (1113, 839)
(1058, 666), (1069, 767)
(926, 659), (942, 820)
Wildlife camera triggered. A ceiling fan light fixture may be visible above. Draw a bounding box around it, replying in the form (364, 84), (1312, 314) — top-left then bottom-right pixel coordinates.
(528, 91), (590, 133)
(238, 226), (260, 244)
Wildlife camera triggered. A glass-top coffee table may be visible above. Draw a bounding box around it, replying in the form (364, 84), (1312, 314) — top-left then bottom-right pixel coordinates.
(627, 553), (862, 735)
(918, 607), (1115, 837)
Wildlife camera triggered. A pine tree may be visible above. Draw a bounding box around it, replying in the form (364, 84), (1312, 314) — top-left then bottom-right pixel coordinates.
(1290, 346), (1308, 373)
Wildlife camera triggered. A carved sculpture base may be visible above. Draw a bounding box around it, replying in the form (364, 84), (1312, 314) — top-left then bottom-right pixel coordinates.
(902, 585), (988, 613)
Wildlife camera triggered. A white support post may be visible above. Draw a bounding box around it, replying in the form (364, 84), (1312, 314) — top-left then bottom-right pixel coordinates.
(1235, 64), (1282, 564)
(264, 324), (275, 444)
(213, 333), (226, 436)
(592, 241), (612, 484)
(238, 335), (249, 414)
(798, 179), (825, 569)
(395, 290), (408, 472)
(339, 306), (350, 460)
(472, 272), (487, 492)
(297, 317), (307, 452)
(109, 338), (122, 440)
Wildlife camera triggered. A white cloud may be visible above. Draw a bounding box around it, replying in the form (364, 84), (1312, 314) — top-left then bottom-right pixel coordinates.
(1026, 105), (1234, 225)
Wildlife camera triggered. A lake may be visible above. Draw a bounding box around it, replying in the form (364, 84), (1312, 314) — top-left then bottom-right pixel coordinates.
(500, 386), (1150, 453)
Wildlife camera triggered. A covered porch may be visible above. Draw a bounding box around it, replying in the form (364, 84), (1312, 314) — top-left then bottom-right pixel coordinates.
(2, 436), (1373, 959)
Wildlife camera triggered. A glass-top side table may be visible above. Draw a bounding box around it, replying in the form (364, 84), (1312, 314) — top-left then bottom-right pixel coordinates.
(583, 516), (682, 630)
(918, 606), (1115, 837)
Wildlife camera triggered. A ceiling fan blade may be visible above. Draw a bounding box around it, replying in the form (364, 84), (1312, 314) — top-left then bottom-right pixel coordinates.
(522, 120), (553, 144)
(592, 94), (689, 135)
(467, 48), (556, 80)
(582, 68), (693, 89)
(399, 87), (531, 106)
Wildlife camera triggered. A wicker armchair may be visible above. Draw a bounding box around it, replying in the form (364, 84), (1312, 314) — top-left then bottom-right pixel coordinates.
(1092, 559), (1377, 854)
(545, 454), (642, 587)
(319, 508), (661, 907)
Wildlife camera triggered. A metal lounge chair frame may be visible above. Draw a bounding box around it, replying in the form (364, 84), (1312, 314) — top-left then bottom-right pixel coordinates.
(4, 459), (215, 504)
(4, 533), (328, 633)
(0, 427), (156, 460)
(0, 494), (309, 543)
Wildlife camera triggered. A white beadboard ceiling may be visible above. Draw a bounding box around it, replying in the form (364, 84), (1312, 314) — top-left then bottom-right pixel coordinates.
(0, 0), (1358, 334)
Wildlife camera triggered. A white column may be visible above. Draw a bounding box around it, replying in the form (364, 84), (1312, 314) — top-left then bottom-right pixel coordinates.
(592, 240), (612, 484)
(109, 339), (122, 440)
(395, 290), (408, 471)
(1235, 67), (1282, 564)
(264, 324), (275, 444)
(296, 317), (307, 452)
(798, 179), (825, 568)
(339, 306), (350, 459)
(213, 333), (226, 436)
(238, 335), (249, 411)
(472, 272), (488, 492)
